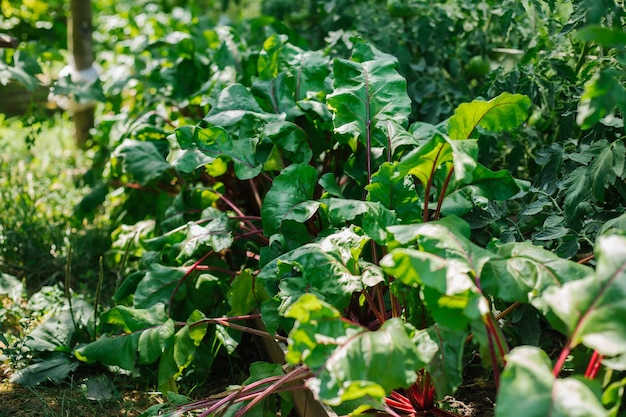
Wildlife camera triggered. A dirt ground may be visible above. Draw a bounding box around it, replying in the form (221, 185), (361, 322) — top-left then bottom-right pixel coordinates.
(0, 364), (158, 417)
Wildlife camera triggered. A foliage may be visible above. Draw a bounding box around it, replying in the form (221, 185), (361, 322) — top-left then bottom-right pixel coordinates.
(1, 1), (625, 417)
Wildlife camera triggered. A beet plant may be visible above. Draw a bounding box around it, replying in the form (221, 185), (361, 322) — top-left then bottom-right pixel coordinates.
(62, 30), (625, 416)
(4, 2), (625, 416)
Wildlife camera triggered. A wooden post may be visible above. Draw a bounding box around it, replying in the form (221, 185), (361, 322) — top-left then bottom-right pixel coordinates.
(68, 0), (94, 147)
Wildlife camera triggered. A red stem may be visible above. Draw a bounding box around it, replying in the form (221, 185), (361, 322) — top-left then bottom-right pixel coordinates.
(423, 146), (446, 223)
(434, 165), (455, 220)
(584, 351), (604, 379)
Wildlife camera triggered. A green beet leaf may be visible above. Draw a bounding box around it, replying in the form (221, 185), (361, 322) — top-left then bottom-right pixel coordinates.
(481, 242), (592, 303)
(324, 198), (398, 244)
(112, 139), (172, 186)
(366, 162), (421, 223)
(535, 235), (626, 356)
(496, 346), (606, 417)
(134, 264), (187, 309)
(258, 227), (369, 318)
(75, 333), (140, 370)
(99, 303), (170, 334)
(425, 325), (467, 396)
(252, 73), (303, 121)
(228, 269), (269, 316)
(447, 92), (531, 140)
(327, 54), (411, 150)
(261, 162), (318, 237)
(158, 310), (208, 391)
(138, 319), (176, 365)
(286, 294), (432, 406)
(10, 353), (79, 386)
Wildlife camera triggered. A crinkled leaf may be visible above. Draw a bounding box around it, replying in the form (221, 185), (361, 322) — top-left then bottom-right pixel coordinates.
(327, 55), (411, 149)
(113, 139), (172, 185)
(193, 122), (262, 180)
(425, 326), (466, 396)
(535, 235), (626, 356)
(286, 294), (431, 406)
(99, 303), (170, 333)
(366, 162), (420, 223)
(176, 216), (233, 261)
(325, 198), (398, 244)
(496, 346), (606, 417)
(258, 228), (368, 317)
(482, 242), (592, 303)
(447, 93), (531, 139)
(134, 264), (187, 309)
(158, 310), (208, 389)
(261, 163), (318, 237)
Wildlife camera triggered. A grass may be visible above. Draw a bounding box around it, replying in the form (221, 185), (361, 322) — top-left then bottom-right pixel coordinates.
(0, 112), (112, 291)
(0, 112), (159, 416)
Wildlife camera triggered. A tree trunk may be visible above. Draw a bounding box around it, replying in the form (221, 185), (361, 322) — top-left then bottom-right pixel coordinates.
(68, 0), (94, 147)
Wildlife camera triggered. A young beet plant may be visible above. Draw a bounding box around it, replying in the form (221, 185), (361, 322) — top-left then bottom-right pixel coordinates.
(69, 34), (626, 417)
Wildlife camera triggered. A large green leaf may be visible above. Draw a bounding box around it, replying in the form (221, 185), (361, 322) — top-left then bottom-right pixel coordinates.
(112, 139), (172, 185)
(261, 163), (318, 237)
(75, 304), (174, 369)
(258, 227), (369, 321)
(99, 303), (170, 333)
(496, 346), (606, 417)
(325, 198), (398, 244)
(257, 34), (330, 99)
(286, 294), (434, 406)
(535, 235), (626, 356)
(366, 162), (421, 223)
(447, 93), (531, 140)
(10, 353), (79, 386)
(425, 326), (467, 396)
(327, 54), (411, 149)
(158, 310), (209, 390)
(134, 264), (187, 309)
(481, 242), (593, 303)
(75, 333), (141, 370)
(397, 134), (479, 191)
